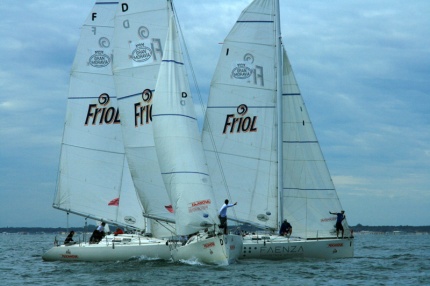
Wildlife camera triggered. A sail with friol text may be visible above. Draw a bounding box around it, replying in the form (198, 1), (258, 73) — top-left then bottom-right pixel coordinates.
(202, 0), (279, 230)
(53, 1), (145, 230)
(112, 0), (175, 237)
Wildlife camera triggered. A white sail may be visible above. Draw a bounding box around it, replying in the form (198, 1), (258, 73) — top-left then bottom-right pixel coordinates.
(53, 1), (145, 230)
(202, 0), (279, 230)
(152, 16), (219, 236)
(281, 48), (345, 238)
(203, 0), (349, 238)
(112, 0), (175, 237)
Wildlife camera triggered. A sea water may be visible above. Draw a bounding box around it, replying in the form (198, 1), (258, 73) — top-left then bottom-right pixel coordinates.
(1, 233), (429, 285)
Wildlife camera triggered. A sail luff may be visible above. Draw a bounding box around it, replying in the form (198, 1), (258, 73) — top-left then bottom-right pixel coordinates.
(275, 0), (283, 229)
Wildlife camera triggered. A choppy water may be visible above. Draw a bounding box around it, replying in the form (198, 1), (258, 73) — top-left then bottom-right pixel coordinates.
(1, 233), (429, 285)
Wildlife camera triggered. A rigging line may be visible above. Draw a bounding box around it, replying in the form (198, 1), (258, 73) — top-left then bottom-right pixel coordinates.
(172, 3), (237, 221)
(53, 207), (143, 231)
(151, 219), (176, 237)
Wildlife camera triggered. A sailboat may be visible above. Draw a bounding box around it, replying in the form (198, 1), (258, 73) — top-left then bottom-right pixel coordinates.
(42, 1), (171, 262)
(202, 0), (354, 259)
(151, 15), (242, 265)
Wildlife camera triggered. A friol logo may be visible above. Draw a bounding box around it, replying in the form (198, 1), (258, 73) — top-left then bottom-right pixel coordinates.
(89, 51), (111, 68)
(85, 93), (120, 125)
(131, 43), (153, 62)
(134, 89), (153, 127)
(223, 104), (257, 134)
(189, 199), (211, 213)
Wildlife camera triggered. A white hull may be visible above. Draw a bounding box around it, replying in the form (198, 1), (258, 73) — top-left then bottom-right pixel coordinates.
(42, 234), (171, 262)
(170, 234), (243, 265)
(241, 235), (354, 260)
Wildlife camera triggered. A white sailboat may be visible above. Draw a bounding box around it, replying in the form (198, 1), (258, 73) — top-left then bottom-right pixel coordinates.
(202, 0), (354, 259)
(112, 0), (176, 239)
(43, 1), (170, 262)
(151, 15), (242, 265)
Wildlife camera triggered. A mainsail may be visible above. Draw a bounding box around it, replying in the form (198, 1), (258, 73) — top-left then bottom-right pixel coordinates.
(53, 1), (145, 230)
(112, 0), (175, 237)
(152, 16), (219, 236)
(202, 0), (279, 230)
(202, 0), (348, 238)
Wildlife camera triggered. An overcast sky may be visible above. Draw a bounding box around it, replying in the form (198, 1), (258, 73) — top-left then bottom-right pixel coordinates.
(0, 0), (429, 228)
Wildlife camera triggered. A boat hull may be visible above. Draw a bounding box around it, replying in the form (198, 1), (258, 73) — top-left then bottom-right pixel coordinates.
(170, 234), (242, 265)
(241, 235), (354, 260)
(42, 235), (171, 262)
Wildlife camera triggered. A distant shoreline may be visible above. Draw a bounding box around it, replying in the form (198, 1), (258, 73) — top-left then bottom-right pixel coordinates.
(1, 224), (430, 234)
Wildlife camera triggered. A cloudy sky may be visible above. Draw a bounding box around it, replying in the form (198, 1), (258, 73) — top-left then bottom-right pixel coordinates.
(0, 0), (429, 228)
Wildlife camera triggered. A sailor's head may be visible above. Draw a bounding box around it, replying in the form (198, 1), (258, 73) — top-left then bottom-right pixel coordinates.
(341, 210), (345, 214)
(225, 199), (229, 204)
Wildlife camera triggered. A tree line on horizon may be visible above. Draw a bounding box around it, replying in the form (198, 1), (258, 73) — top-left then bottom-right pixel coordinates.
(1, 224), (430, 234)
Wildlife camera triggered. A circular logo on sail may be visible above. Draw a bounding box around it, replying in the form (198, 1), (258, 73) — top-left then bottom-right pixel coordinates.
(243, 53), (254, 64)
(124, 216), (136, 224)
(257, 214), (270, 222)
(98, 93), (110, 105)
(89, 51), (111, 68)
(138, 26), (149, 39)
(237, 104), (248, 116)
(99, 37), (110, 48)
(142, 89), (153, 102)
(132, 43), (153, 62)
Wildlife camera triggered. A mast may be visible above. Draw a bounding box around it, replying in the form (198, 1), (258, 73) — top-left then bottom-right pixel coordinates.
(275, 0), (283, 228)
